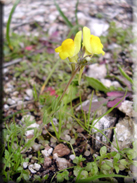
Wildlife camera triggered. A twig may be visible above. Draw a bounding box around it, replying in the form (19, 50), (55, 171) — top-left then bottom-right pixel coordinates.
(3, 58), (22, 68)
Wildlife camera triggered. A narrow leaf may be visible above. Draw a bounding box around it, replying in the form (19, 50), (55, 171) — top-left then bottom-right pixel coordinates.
(54, 0), (73, 28)
(118, 65), (133, 84)
(6, 0), (21, 50)
(86, 76), (109, 93)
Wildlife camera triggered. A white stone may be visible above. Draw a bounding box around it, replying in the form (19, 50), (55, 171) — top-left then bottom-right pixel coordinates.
(87, 18), (109, 36)
(17, 100), (24, 105)
(33, 163), (41, 171)
(25, 89), (33, 98)
(7, 98), (16, 105)
(53, 153), (58, 160)
(22, 115), (35, 122)
(118, 100), (133, 117)
(23, 162), (28, 169)
(84, 150), (91, 156)
(41, 148), (53, 157)
(108, 43), (121, 50)
(111, 117), (133, 151)
(25, 129), (34, 137)
(133, 123), (137, 139)
(32, 143), (41, 152)
(27, 123), (39, 129)
(100, 79), (112, 87)
(61, 134), (71, 141)
(34, 16), (44, 23)
(111, 81), (121, 88)
(48, 14), (57, 22)
(28, 164), (36, 174)
(69, 154), (75, 160)
(30, 2), (42, 9)
(85, 64), (107, 80)
(13, 12), (25, 19)
(4, 104), (9, 110)
(3, 68), (9, 74)
(92, 115), (116, 150)
(56, 157), (70, 170)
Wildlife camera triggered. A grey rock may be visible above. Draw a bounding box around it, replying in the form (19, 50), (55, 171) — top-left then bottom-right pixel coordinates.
(111, 117), (134, 151)
(22, 114), (35, 122)
(32, 143), (41, 152)
(33, 163), (41, 171)
(34, 16), (44, 23)
(44, 157), (52, 168)
(69, 154), (76, 160)
(7, 98), (16, 105)
(60, 134), (71, 141)
(25, 89), (33, 99)
(56, 157), (71, 170)
(28, 164), (37, 174)
(84, 150), (91, 156)
(85, 64), (107, 80)
(118, 100), (133, 117)
(23, 162), (28, 169)
(92, 115), (116, 150)
(4, 104), (9, 110)
(41, 147), (53, 157)
(87, 18), (109, 36)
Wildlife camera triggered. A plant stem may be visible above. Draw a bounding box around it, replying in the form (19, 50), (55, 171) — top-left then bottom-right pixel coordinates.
(59, 65), (80, 103)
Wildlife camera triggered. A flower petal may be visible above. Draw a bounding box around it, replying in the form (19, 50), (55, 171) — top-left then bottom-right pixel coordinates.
(74, 30), (82, 56)
(90, 35), (105, 55)
(83, 26), (105, 56)
(83, 27), (91, 53)
(55, 39), (75, 60)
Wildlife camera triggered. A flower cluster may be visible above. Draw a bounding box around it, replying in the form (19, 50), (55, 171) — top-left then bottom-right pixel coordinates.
(55, 26), (105, 83)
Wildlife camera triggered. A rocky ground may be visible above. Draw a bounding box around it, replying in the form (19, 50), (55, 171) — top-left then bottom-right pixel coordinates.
(3, 0), (137, 183)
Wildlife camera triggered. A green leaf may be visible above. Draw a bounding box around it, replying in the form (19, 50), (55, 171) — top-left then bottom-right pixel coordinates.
(5, 149), (10, 159)
(86, 76), (109, 93)
(105, 160), (113, 168)
(81, 170), (88, 178)
(16, 166), (23, 172)
(76, 173), (127, 183)
(114, 153), (120, 162)
(54, 0), (73, 28)
(110, 151), (117, 157)
(57, 173), (64, 182)
(74, 166), (83, 177)
(114, 165), (119, 174)
(63, 84), (78, 104)
(86, 162), (98, 175)
(73, 155), (86, 165)
(6, 0), (21, 50)
(118, 65), (133, 84)
(101, 163), (111, 171)
(119, 159), (128, 170)
(100, 146), (107, 157)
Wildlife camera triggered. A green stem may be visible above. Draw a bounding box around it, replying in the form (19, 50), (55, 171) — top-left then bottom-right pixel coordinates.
(59, 66), (80, 103)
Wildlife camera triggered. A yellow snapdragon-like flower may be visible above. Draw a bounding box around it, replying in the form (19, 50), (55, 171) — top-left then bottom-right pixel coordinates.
(55, 31), (82, 61)
(83, 26), (105, 57)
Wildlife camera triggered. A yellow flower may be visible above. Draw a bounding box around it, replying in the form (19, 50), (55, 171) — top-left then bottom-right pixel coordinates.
(83, 27), (105, 57)
(55, 31), (82, 61)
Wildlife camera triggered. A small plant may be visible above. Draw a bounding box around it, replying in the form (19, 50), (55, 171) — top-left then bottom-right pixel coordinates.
(57, 170), (69, 182)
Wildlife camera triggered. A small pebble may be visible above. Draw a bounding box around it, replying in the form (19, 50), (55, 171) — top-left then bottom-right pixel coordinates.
(41, 147), (53, 157)
(33, 163), (41, 171)
(23, 162), (28, 169)
(84, 150), (91, 157)
(32, 143), (41, 151)
(69, 154), (75, 160)
(7, 98), (16, 105)
(3, 104), (9, 110)
(28, 164), (37, 174)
